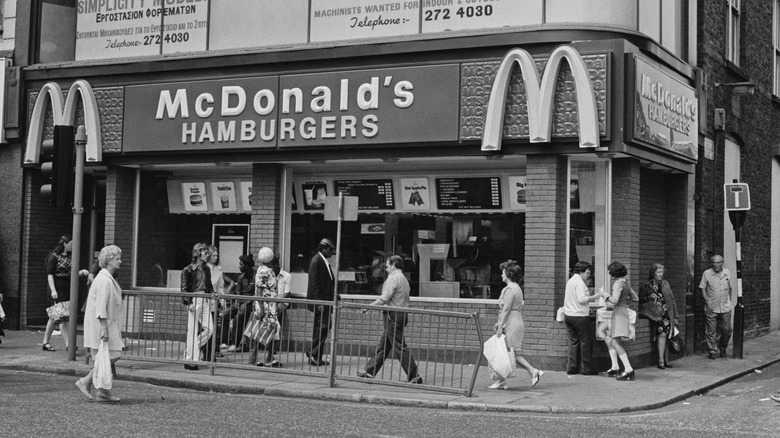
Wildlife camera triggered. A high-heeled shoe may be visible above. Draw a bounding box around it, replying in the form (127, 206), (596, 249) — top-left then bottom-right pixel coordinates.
(616, 370), (635, 381)
(488, 380), (508, 390)
(657, 362), (665, 370)
(664, 362), (674, 369)
(606, 368), (620, 377)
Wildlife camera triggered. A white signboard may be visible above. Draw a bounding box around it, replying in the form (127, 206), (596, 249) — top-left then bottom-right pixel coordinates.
(240, 181), (253, 212)
(75, 0), (209, 60)
(421, 0), (539, 33)
(400, 178), (431, 212)
(507, 176), (527, 210)
(310, 0), (420, 42)
(210, 182), (237, 212)
(182, 182), (208, 212)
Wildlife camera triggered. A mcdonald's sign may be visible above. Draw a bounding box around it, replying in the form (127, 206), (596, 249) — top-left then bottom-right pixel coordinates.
(481, 45), (600, 151)
(23, 80), (103, 165)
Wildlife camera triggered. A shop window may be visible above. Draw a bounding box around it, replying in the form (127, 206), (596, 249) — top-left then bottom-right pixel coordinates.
(37, 0), (76, 63)
(568, 158), (610, 289)
(289, 212), (525, 299)
(135, 172), (250, 288)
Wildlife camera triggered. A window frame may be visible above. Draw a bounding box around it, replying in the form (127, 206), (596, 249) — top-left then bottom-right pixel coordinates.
(727, 0), (741, 65)
(774, 0), (780, 95)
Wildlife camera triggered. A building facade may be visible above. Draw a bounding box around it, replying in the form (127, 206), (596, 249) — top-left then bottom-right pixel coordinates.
(694, 0), (780, 346)
(10, 1), (740, 371)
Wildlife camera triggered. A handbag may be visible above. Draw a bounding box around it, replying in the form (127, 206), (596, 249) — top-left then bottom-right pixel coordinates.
(46, 301), (70, 324)
(483, 334), (516, 379)
(243, 317), (278, 345)
(92, 340), (113, 390)
(668, 327), (683, 354)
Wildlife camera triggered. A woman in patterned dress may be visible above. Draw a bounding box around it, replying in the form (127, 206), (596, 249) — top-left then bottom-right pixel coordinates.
(639, 263), (679, 370)
(247, 247), (279, 367)
(488, 260), (543, 390)
(41, 235), (88, 352)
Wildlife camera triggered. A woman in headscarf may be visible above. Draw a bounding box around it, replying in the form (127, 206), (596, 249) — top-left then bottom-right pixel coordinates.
(248, 247), (280, 367)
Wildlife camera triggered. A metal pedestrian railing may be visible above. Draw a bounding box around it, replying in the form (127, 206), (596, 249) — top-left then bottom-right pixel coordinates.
(120, 289), (485, 396)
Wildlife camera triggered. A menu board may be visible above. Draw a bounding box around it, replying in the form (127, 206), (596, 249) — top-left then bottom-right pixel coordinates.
(334, 179), (395, 210)
(436, 177), (502, 210)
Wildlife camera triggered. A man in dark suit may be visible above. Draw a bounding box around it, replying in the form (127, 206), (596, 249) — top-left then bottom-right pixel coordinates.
(306, 238), (336, 366)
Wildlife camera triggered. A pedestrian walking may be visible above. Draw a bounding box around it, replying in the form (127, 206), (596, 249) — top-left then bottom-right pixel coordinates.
(75, 245), (124, 402)
(305, 238), (337, 366)
(357, 256), (422, 384)
(248, 247), (281, 367)
(603, 261), (639, 381)
(41, 235), (89, 352)
(180, 242), (214, 370)
(639, 263), (679, 369)
(699, 255), (733, 359)
(488, 260), (543, 389)
(563, 261), (600, 375)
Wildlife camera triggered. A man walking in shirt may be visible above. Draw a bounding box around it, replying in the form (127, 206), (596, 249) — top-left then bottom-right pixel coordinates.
(699, 255), (733, 359)
(358, 255), (422, 384)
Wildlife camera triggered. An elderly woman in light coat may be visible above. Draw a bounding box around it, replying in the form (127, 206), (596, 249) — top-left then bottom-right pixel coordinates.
(75, 245), (124, 402)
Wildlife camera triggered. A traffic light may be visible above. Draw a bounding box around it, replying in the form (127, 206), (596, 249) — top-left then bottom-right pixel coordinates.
(39, 125), (75, 208)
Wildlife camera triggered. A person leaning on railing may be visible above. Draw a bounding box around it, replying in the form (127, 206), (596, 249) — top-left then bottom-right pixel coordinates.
(222, 254), (255, 353)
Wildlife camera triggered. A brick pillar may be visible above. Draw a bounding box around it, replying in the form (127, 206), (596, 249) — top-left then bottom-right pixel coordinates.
(611, 158), (641, 280)
(665, 173), (695, 352)
(105, 166), (135, 289)
(524, 155), (568, 369)
(250, 164), (283, 256)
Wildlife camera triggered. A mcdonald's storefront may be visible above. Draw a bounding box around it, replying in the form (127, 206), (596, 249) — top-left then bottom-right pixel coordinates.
(21, 37), (698, 370)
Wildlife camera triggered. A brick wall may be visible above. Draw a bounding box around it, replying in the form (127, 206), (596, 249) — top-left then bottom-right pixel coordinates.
(250, 164), (282, 255)
(21, 170), (90, 326)
(523, 155), (569, 370)
(105, 166), (135, 289)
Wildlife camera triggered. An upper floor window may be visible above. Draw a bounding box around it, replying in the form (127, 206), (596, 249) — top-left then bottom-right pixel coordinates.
(775, 0), (780, 95)
(727, 0), (741, 65)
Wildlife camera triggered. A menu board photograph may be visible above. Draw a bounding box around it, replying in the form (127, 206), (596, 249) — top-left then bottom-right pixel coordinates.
(182, 182), (208, 212)
(334, 179), (395, 210)
(210, 182), (237, 213)
(436, 177), (502, 210)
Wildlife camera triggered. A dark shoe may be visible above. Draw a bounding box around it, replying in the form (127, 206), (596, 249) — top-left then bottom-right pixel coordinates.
(42, 343), (55, 351)
(308, 357), (327, 367)
(581, 370), (598, 376)
(357, 370), (374, 379)
(664, 362), (674, 369)
(657, 363), (665, 370)
(616, 370), (635, 381)
(708, 352), (717, 360)
(566, 369), (580, 375)
(184, 365), (199, 371)
(606, 368), (620, 377)
(409, 376), (423, 384)
(720, 349), (728, 358)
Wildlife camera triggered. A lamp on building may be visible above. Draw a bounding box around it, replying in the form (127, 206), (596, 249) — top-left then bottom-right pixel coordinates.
(713, 81), (755, 131)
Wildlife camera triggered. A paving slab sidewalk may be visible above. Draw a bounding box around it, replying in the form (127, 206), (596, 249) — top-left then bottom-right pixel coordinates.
(2, 329), (779, 413)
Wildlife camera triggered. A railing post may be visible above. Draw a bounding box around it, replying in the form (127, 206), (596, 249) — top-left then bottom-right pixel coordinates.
(466, 312), (483, 397)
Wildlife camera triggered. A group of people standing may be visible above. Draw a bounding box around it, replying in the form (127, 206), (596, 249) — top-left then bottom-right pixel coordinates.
(180, 243), (291, 369)
(562, 255), (734, 381)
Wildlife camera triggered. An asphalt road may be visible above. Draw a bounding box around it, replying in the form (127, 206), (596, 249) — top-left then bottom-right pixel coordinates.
(2, 363), (779, 438)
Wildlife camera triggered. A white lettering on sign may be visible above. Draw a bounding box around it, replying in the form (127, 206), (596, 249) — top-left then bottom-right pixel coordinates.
(155, 77), (413, 144)
(640, 73), (697, 136)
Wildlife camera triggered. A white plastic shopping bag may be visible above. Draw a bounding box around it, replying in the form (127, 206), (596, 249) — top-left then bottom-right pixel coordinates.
(92, 340), (113, 390)
(483, 334), (515, 379)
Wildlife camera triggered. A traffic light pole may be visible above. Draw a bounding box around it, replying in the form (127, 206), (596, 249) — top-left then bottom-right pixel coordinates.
(67, 126), (87, 361)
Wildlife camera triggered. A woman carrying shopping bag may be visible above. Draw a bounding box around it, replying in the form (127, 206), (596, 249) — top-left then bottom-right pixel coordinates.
(75, 245), (124, 402)
(488, 260), (543, 390)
